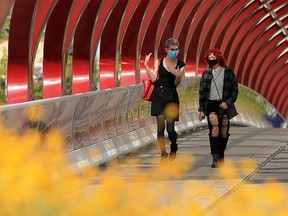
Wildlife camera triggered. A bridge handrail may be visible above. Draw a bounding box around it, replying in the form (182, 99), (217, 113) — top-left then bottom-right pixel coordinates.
(0, 77), (285, 171)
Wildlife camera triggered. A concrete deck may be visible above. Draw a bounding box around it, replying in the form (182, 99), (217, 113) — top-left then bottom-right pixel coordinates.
(82, 127), (288, 215)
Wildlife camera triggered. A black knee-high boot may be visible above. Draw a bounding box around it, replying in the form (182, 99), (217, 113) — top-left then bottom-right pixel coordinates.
(168, 131), (178, 161)
(219, 134), (230, 165)
(212, 154), (219, 168)
(209, 135), (220, 168)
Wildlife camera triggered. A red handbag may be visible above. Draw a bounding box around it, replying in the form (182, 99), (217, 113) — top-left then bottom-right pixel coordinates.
(142, 60), (159, 101)
(141, 79), (155, 101)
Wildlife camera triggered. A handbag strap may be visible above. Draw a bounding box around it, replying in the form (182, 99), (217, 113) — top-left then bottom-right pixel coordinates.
(211, 69), (222, 101)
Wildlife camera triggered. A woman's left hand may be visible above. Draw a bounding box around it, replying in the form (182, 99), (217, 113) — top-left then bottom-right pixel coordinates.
(168, 65), (181, 77)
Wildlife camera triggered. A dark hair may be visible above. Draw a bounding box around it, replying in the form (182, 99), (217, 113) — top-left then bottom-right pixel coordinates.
(165, 38), (179, 49)
(204, 48), (226, 67)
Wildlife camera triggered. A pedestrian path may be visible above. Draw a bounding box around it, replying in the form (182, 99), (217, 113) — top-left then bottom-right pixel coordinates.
(82, 127), (288, 215)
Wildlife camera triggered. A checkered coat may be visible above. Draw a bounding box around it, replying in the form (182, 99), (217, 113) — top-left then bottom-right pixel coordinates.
(198, 67), (238, 118)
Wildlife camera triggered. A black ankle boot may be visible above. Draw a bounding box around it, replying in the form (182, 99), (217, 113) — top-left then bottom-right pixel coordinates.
(219, 152), (225, 165)
(160, 153), (168, 165)
(211, 154), (219, 168)
(169, 144), (178, 161)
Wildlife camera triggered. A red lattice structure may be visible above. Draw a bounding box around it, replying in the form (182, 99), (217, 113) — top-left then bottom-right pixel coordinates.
(0, 0), (287, 117)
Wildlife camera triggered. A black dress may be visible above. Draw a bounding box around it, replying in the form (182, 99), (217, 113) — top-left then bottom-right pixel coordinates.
(151, 58), (186, 120)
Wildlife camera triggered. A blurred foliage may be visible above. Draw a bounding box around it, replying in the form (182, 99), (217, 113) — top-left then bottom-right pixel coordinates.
(33, 81), (43, 100)
(0, 43), (7, 105)
(0, 13), (9, 103)
(0, 30), (9, 40)
(0, 109), (288, 215)
(0, 16), (10, 40)
(65, 55), (72, 95)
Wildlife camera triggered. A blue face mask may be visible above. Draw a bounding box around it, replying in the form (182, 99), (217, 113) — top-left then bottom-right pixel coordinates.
(168, 50), (179, 59)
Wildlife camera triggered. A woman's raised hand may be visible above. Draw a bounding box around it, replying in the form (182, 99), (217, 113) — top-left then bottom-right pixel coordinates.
(144, 53), (152, 66)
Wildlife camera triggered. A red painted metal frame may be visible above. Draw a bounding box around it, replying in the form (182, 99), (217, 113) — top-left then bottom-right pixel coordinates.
(137, 0), (165, 81)
(99, 0), (129, 90)
(0, 0), (15, 30)
(116, 0), (142, 87)
(184, 1), (216, 76)
(249, 25), (279, 89)
(89, 0), (118, 90)
(157, 0), (186, 59)
(3, 0), (288, 117)
(175, 0), (201, 77)
(222, 2), (260, 68)
(7, 0), (37, 103)
(255, 33), (284, 93)
(126, 0), (151, 84)
(72, 0), (100, 94)
(196, 0), (233, 74)
(230, 10), (266, 77)
(31, 0), (57, 58)
(154, 0), (182, 59)
(173, 0), (197, 40)
(276, 64), (288, 115)
(120, 0), (149, 86)
(43, 0), (73, 98)
(240, 17), (275, 87)
(272, 73), (288, 114)
(262, 51), (287, 98)
(64, 1), (89, 53)
(210, 1), (244, 54)
(268, 60), (288, 105)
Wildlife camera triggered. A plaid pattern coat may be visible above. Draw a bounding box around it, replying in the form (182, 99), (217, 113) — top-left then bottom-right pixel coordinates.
(198, 67), (238, 117)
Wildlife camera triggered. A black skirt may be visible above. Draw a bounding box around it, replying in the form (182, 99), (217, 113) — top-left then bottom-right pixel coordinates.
(151, 85), (179, 120)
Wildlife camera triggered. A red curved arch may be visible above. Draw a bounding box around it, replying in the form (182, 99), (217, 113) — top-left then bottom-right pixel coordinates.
(99, 0), (129, 89)
(174, 0), (200, 74)
(7, 0), (37, 103)
(184, 1), (217, 76)
(278, 85), (288, 115)
(249, 26), (280, 89)
(221, 2), (261, 69)
(273, 77), (288, 112)
(197, 1), (233, 73)
(137, 0), (165, 81)
(267, 63), (288, 104)
(262, 54), (287, 99)
(0, 0), (15, 30)
(2, 0), (288, 118)
(158, 0), (186, 58)
(116, 0), (142, 87)
(254, 34), (285, 93)
(154, 0), (182, 58)
(87, 0), (118, 90)
(230, 9), (266, 83)
(240, 19), (276, 87)
(210, 1), (244, 51)
(72, 0), (101, 93)
(173, 0), (198, 40)
(43, 0), (73, 98)
(31, 0), (57, 57)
